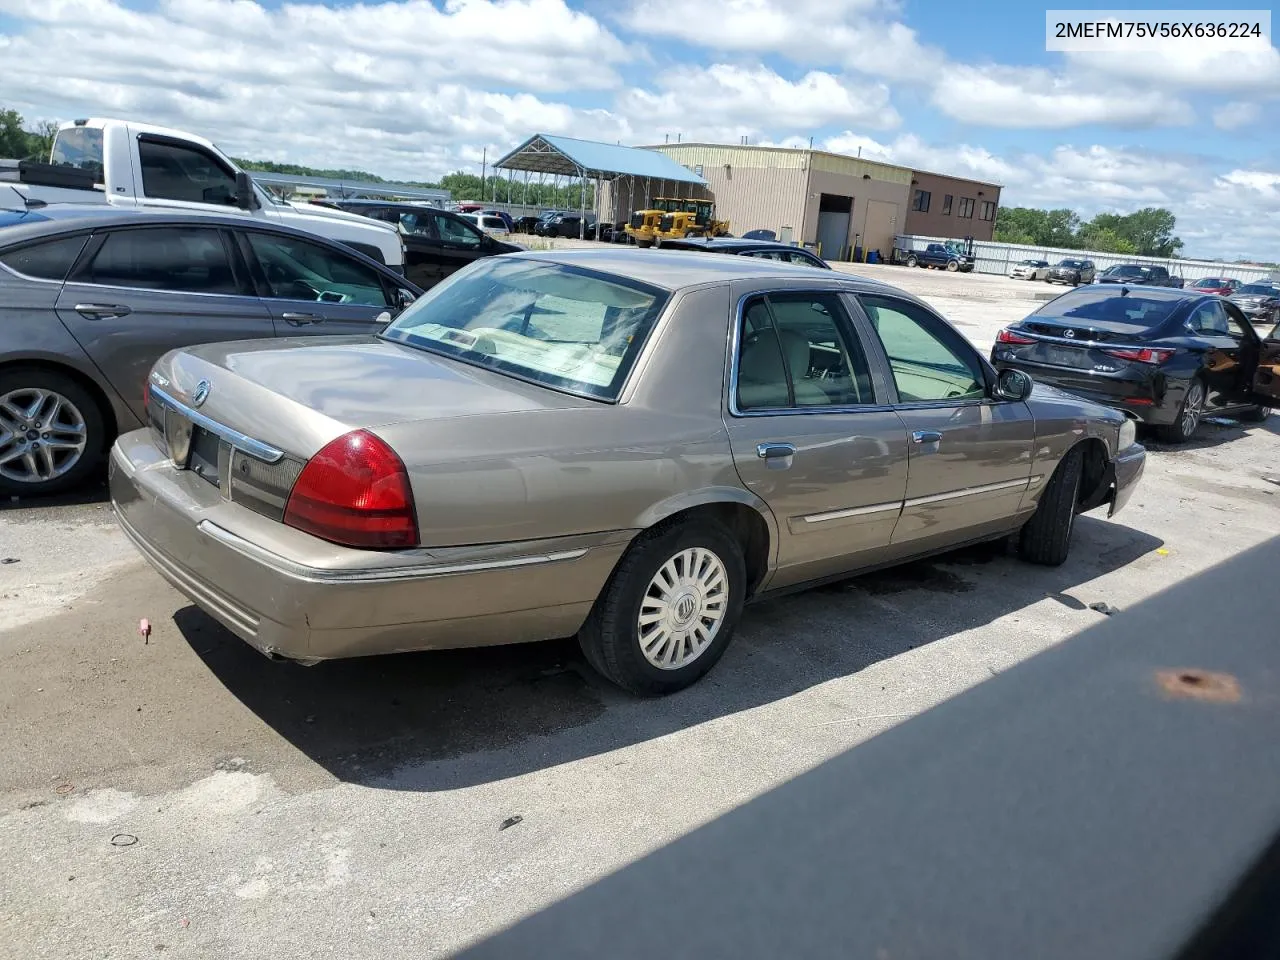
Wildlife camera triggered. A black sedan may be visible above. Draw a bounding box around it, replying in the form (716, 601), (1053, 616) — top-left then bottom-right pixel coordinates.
(1229, 282), (1280, 325)
(1096, 263), (1183, 288)
(991, 285), (1280, 443)
(655, 237), (830, 269)
(1046, 258), (1095, 285)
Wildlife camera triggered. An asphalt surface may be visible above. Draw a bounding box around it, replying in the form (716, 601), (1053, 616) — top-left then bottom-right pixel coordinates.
(2, 264), (1278, 959)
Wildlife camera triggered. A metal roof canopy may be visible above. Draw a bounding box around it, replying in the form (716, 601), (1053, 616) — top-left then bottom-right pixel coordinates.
(250, 172), (450, 202)
(493, 134), (707, 185)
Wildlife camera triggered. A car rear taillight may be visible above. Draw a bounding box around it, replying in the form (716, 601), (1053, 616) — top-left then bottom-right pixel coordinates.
(283, 430), (418, 549)
(1102, 347), (1174, 364)
(996, 328), (1037, 345)
(143, 380), (151, 413)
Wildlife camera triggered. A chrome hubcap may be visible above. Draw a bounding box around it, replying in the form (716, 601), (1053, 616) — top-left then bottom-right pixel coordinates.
(0, 388), (88, 484)
(1181, 383), (1204, 437)
(638, 547), (728, 670)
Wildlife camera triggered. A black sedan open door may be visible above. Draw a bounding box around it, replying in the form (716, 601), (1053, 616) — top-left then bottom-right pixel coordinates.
(1249, 328), (1280, 406)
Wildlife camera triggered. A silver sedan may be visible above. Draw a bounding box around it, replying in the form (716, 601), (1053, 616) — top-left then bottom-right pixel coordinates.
(111, 250), (1145, 695)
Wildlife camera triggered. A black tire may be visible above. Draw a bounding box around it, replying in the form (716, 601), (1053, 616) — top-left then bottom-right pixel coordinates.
(946, 260), (959, 272)
(906, 255), (918, 268)
(1238, 404), (1270, 423)
(0, 366), (107, 498)
(578, 519), (747, 696)
(1018, 444), (1084, 567)
(1155, 378), (1206, 444)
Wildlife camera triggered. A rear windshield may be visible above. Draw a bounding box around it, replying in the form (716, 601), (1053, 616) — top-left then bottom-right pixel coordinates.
(381, 258), (670, 401)
(50, 126), (104, 179)
(1033, 287), (1182, 328)
(1105, 264), (1153, 276)
(1239, 284), (1278, 295)
(1058, 259), (1086, 267)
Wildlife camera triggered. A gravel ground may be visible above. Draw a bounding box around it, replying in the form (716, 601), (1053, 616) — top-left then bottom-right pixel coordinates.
(2, 264), (1278, 960)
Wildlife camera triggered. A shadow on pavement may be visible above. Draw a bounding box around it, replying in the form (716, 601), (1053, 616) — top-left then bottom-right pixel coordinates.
(0, 473), (109, 511)
(1139, 414), (1274, 453)
(175, 514), (1163, 792)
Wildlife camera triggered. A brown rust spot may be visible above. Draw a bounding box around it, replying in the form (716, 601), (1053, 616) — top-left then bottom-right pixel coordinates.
(1156, 669), (1242, 703)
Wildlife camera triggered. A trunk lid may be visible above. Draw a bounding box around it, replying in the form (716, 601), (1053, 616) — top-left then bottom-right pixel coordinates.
(151, 336), (596, 460)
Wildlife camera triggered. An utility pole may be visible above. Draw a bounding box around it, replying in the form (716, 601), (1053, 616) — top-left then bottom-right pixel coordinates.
(480, 147), (486, 202)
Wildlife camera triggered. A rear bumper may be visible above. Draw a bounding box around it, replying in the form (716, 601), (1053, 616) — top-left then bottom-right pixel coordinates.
(109, 430), (630, 662)
(992, 358), (1183, 426)
(1109, 443), (1145, 517)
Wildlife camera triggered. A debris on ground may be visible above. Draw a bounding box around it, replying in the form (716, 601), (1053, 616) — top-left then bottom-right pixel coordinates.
(139, 618), (152, 644)
(110, 834), (138, 847)
(1264, 476), (1280, 487)
(54, 783), (74, 796)
(1, 557), (19, 564)
(1089, 602), (1121, 616)
(499, 815), (523, 831)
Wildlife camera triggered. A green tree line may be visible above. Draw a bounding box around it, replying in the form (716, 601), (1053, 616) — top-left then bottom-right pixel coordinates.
(0, 109), (58, 161)
(995, 205), (1184, 257)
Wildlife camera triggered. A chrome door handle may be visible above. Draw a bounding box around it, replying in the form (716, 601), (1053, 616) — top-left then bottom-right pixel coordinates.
(757, 442), (796, 460)
(911, 430), (943, 444)
(281, 312), (324, 326)
(74, 303), (132, 319)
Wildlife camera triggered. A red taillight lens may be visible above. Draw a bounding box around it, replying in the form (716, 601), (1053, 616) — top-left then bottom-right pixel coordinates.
(143, 380), (151, 412)
(1102, 347), (1174, 364)
(284, 430), (418, 549)
(996, 328), (1037, 345)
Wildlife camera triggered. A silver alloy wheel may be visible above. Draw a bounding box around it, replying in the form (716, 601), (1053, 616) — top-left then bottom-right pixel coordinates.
(0, 387), (89, 484)
(637, 546), (729, 670)
(1181, 381), (1205, 438)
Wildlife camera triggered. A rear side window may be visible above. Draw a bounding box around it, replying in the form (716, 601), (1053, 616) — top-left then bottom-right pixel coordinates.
(50, 127), (104, 178)
(82, 228), (240, 294)
(0, 235), (89, 281)
(481, 217), (505, 229)
(246, 232), (390, 307)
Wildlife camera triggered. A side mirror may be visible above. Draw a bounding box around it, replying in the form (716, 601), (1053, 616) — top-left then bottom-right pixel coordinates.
(994, 368), (1033, 401)
(234, 171), (259, 211)
(396, 288), (416, 310)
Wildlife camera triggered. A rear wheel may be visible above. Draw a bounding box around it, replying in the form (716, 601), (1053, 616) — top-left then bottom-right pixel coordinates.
(578, 520), (746, 696)
(1018, 444), (1084, 567)
(906, 255), (918, 268)
(1238, 404), (1270, 423)
(1156, 378), (1206, 443)
(0, 367), (105, 498)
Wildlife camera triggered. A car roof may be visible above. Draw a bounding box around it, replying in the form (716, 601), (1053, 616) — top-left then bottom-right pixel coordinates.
(663, 238), (817, 254)
(506, 247), (892, 292)
(0, 206), (403, 268)
(332, 199), (445, 212)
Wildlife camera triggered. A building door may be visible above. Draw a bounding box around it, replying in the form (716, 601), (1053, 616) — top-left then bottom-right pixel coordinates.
(816, 194), (853, 261)
(862, 200), (899, 261)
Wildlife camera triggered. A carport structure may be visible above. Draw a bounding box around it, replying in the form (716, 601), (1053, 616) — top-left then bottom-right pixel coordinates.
(493, 134), (708, 240)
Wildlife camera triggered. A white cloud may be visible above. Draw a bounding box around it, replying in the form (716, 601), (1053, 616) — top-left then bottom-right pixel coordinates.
(1066, 43), (1280, 94)
(616, 0), (936, 82)
(930, 65), (1194, 129)
(617, 65), (900, 142)
(1212, 101), (1262, 130)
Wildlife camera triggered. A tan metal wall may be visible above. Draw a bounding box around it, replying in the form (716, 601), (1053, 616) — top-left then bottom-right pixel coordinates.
(598, 177), (713, 227)
(903, 171), (1002, 241)
(801, 170), (909, 260)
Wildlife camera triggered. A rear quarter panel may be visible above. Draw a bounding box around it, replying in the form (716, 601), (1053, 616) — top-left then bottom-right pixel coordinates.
(0, 268), (139, 432)
(373, 284), (772, 550)
(1019, 386), (1125, 512)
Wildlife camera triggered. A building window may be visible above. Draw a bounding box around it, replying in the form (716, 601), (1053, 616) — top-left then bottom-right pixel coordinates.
(941, 194), (953, 215)
(911, 189), (931, 213)
(979, 200), (996, 221)
(958, 197), (975, 218)
(694, 164), (704, 176)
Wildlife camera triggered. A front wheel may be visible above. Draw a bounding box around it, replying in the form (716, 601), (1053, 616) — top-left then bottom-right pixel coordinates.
(578, 520), (747, 696)
(0, 368), (105, 498)
(1019, 444), (1084, 567)
(946, 260), (959, 272)
(1156, 379), (1205, 443)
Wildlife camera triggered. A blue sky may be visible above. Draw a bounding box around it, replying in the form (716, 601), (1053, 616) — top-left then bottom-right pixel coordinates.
(1, 0), (1278, 257)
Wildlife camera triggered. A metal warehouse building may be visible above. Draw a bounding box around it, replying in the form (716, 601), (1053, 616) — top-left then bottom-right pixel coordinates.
(598, 142), (1002, 261)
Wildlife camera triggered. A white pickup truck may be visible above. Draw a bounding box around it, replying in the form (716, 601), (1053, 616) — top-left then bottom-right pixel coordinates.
(0, 118), (405, 271)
